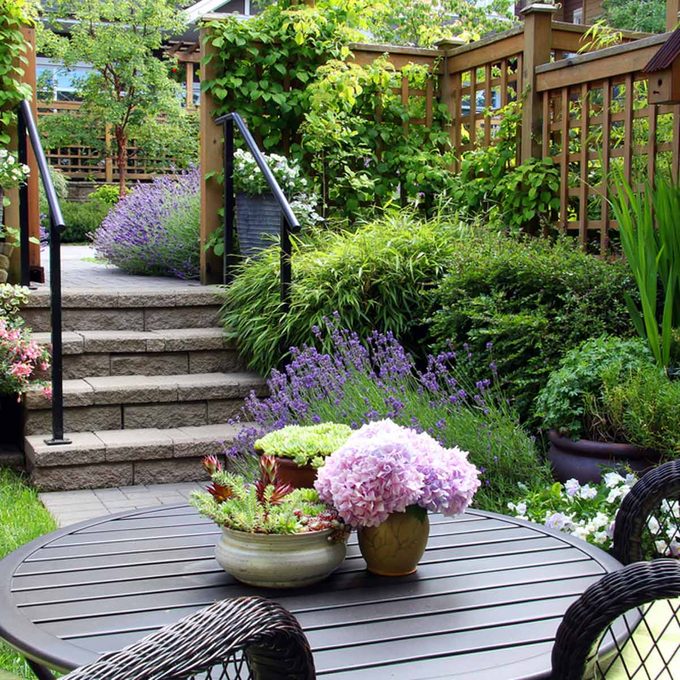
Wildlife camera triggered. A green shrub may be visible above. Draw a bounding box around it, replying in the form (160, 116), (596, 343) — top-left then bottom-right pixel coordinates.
(602, 364), (680, 454)
(60, 199), (110, 243)
(429, 233), (637, 419)
(222, 212), (467, 375)
(89, 184), (120, 206)
(534, 336), (653, 440)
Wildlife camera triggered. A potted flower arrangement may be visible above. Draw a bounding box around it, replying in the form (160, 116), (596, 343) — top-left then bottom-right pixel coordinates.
(315, 419), (480, 576)
(254, 422), (352, 489)
(0, 149), (31, 283)
(233, 148), (321, 257)
(191, 454), (349, 588)
(0, 284), (51, 444)
(535, 336), (674, 483)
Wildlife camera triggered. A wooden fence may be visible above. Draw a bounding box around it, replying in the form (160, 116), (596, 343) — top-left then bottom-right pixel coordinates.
(537, 33), (676, 252)
(37, 101), (185, 182)
(199, 2), (674, 280)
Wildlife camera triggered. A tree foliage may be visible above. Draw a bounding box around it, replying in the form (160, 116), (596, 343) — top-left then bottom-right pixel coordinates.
(602, 0), (666, 33)
(370, 0), (515, 47)
(38, 0), (190, 194)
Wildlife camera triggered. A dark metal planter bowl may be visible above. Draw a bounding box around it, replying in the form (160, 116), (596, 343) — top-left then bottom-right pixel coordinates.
(547, 430), (663, 484)
(236, 192), (281, 258)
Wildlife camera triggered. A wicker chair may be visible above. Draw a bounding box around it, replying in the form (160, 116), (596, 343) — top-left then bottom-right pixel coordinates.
(59, 596), (315, 680)
(551, 559), (680, 679)
(612, 459), (680, 565)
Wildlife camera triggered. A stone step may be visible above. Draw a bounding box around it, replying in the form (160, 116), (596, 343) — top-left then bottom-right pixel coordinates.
(25, 423), (248, 491)
(33, 328), (245, 379)
(21, 287), (224, 332)
(24, 373), (265, 435)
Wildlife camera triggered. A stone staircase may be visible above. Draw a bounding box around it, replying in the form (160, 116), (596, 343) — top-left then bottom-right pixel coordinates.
(20, 287), (263, 491)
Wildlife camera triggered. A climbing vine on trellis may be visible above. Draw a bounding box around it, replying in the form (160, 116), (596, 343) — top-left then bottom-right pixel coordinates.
(202, 1), (355, 154)
(0, 0), (34, 145)
(301, 56), (451, 215)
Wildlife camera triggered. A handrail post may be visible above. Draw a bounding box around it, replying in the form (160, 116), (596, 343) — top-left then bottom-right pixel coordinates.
(17, 110), (30, 287)
(18, 100), (70, 446)
(46, 209), (69, 445)
(223, 118), (235, 284)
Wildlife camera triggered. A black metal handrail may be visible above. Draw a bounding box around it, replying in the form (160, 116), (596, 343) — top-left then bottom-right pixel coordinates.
(214, 112), (300, 311)
(17, 100), (70, 446)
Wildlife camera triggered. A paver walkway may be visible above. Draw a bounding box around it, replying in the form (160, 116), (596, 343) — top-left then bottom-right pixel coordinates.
(44, 244), (205, 289)
(40, 483), (203, 527)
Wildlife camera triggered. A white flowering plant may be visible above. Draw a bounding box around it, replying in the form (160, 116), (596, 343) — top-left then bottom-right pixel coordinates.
(233, 149), (309, 197)
(0, 148), (30, 198)
(508, 472), (680, 556)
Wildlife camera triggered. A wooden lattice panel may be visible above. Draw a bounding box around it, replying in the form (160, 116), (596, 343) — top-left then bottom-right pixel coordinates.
(541, 72), (680, 254)
(448, 55), (522, 163)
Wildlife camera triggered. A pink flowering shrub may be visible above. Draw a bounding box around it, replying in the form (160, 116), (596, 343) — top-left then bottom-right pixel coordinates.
(315, 419), (480, 528)
(0, 317), (51, 398)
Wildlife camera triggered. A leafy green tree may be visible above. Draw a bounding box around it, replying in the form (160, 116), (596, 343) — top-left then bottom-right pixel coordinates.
(38, 0), (187, 195)
(370, 0), (515, 47)
(602, 0), (666, 33)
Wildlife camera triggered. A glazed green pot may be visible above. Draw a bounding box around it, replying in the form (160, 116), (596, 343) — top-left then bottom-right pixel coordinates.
(358, 506), (429, 576)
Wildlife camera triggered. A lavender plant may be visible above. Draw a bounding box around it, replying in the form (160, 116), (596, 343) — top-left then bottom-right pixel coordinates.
(93, 167), (200, 279)
(227, 319), (549, 512)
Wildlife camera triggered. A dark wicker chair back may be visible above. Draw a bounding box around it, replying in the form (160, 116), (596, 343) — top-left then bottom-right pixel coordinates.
(612, 460), (680, 565)
(551, 560), (680, 680)
(60, 596), (315, 680)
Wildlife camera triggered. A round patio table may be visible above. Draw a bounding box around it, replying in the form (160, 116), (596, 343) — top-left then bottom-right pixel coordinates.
(0, 504), (624, 680)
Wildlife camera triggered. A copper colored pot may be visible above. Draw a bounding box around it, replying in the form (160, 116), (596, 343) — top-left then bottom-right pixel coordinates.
(275, 457), (318, 489)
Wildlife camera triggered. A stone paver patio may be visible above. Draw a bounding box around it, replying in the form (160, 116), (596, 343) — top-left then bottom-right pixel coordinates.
(44, 244), (205, 289)
(40, 482), (203, 527)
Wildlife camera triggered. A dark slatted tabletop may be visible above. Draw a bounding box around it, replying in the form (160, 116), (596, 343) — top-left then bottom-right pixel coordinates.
(0, 504), (624, 679)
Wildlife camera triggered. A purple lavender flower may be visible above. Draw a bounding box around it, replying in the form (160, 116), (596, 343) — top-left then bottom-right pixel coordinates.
(93, 167), (200, 279)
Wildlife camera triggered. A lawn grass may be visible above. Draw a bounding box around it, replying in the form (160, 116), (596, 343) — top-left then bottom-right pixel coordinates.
(0, 467), (57, 678)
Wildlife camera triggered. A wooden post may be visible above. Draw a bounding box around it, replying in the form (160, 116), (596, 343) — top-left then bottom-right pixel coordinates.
(104, 125), (114, 183)
(6, 26), (40, 281)
(667, 0), (680, 30)
(436, 38), (465, 155)
(23, 28), (40, 278)
(199, 24), (224, 285)
(185, 62), (194, 109)
(519, 3), (556, 164)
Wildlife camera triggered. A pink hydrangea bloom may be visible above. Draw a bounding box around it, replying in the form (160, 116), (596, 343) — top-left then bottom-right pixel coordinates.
(315, 419), (480, 528)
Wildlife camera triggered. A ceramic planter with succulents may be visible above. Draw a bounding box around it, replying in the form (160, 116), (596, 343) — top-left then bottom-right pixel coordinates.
(191, 454), (349, 589)
(536, 337), (672, 484)
(315, 419), (480, 577)
(254, 423), (352, 489)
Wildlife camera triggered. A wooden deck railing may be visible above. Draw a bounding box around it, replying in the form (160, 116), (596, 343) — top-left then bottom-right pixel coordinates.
(536, 33), (676, 252)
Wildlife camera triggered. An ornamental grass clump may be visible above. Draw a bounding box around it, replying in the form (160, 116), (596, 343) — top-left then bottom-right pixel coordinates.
(191, 454), (347, 537)
(227, 319), (549, 512)
(254, 423), (351, 467)
(315, 419), (480, 528)
(93, 167), (200, 279)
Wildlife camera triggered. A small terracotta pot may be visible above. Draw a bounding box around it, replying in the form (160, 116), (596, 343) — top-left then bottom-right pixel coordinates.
(275, 457), (318, 489)
(547, 430), (662, 484)
(358, 507), (430, 576)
